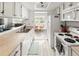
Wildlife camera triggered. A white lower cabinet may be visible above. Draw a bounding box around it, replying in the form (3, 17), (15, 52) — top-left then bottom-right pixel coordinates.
(10, 29), (34, 56)
(22, 29), (34, 56)
(22, 39), (33, 56)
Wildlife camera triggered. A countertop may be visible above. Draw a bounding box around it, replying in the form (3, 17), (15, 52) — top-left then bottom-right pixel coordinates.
(71, 46), (79, 56)
(0, 24), (33, 56)
(0, 24), (27, 56)
(0, 32), (27, 56)
(0, 24), (25, 36)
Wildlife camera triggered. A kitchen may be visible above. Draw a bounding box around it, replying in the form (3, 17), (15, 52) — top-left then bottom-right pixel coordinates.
(0, 1), (79, 56)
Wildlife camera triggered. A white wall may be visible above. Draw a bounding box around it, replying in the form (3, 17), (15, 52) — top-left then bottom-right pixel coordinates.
(66, 22), (79, 28)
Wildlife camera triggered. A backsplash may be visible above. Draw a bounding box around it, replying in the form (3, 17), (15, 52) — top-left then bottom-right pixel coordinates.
(66, 22), (79, 28)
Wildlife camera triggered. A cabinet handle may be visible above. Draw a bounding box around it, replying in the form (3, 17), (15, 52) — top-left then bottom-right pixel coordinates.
(1, 10), (4, 14)
(14, 51), (19, 56)
(76, 9), (79, 11)
(1, 2), (4, 14)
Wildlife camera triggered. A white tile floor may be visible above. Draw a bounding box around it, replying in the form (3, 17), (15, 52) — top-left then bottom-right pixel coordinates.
(28, 31), (55, 56)
(28, 39), (54, 56)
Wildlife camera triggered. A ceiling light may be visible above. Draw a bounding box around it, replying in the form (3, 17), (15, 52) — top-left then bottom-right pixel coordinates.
(40, 2), (44, 7)
(41, 5), (44, 7)
(40, 2), (43, 4)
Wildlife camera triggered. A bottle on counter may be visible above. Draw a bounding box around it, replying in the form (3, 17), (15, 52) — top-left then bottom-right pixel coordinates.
(60, 24), (70, 33)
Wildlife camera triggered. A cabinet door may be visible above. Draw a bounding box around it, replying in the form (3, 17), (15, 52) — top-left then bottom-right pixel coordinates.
(0, 2), (3, 15)
(22, 30), (34, 56)
(15, 2), (22, 17)
(22, 39), (29, 55)
(75, 8), (79, 20)
(4, 2), (15, 17)
(63, 2), (77, 10)
(63, 11), (75, 20)
(22, 6), (28, 18)
(22, 35), (32, 55)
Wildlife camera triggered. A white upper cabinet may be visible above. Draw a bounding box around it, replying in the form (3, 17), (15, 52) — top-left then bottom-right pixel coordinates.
(4, 2), (15, 17)
(0, 2), (31, 19)
(61, 2), (79, 21)
(0, 2), (3, 15)
(75, 8), (79, 20)
(22, 6), (29, 19)
(3, 2), (22, 18)
(15, 2), (22, 17)
(62, 10), (75, 21)
(63, 2), (77, 10)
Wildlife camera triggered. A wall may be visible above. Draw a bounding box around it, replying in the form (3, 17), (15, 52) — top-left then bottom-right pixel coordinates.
(66, 22), (79, 28)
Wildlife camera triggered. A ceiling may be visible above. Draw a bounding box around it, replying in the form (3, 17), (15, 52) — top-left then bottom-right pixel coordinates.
(21, 2), (35, 10)
(22, 2), (62, 12)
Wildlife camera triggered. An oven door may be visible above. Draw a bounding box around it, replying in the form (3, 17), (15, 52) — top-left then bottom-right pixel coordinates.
(55, 37), (68, 56)
(61, 42), (71, 56)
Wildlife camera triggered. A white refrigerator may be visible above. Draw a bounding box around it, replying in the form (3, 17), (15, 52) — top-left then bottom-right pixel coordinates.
(47, 11), (60, 48)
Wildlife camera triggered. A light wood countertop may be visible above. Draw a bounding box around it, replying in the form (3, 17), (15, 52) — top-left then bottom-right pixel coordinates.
(71, 46), (79, 56)
(0, 24), (33, 56)
(0, 25), (26, 56)
(0, 24), (25, 36)
(0, 32), (27, 56)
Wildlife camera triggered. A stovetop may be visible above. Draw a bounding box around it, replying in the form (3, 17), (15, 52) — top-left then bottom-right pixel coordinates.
(58, 33), (73, 37)
(57, 33), (79, 46)
(64, 38), (76, 43)
(64, 33), (73, 37)
(58, 33), (64, 36)
(58, 33), (79, 38)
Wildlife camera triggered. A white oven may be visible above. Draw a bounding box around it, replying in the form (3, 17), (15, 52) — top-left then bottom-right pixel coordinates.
(55, 36), (72, 56)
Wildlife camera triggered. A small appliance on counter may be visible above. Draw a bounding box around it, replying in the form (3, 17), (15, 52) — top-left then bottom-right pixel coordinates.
(60, 24), (69, 33)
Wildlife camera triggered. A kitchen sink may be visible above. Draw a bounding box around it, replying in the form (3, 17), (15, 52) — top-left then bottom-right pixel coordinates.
(23, 29), (31, 32)
(17, 29), (31, 33)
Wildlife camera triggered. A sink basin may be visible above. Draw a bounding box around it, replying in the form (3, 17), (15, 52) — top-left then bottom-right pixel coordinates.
(24, 29), (31, 32)
(17, 29), (31, 33)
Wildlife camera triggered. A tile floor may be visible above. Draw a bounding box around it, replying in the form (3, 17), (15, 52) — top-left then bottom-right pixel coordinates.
(28, 39), (54, 56)
(28, 31), (55, 56)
